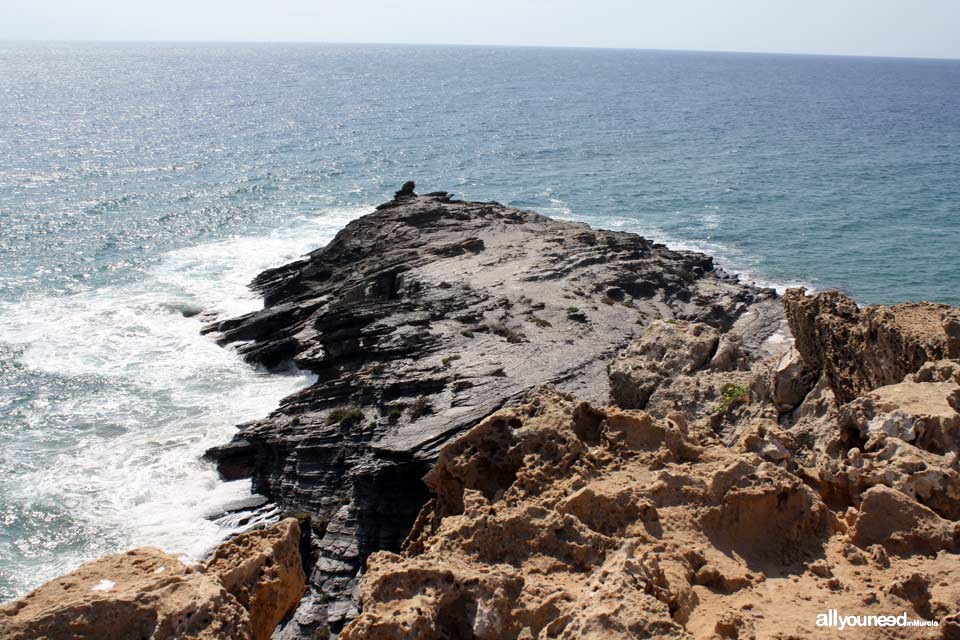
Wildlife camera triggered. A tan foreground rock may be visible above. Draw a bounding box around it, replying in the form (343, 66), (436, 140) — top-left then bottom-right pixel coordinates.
(205, 518), (307, 640)
(342, 388), (959, 639)
(0, 518), (305, 640)
(343, 290), (960, 639)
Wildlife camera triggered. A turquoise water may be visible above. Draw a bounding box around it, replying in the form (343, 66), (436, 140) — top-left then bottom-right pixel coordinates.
(0, 42), (958, 600)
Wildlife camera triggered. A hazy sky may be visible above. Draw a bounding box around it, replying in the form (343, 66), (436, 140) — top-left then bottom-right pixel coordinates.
(3, 0), (960, 59)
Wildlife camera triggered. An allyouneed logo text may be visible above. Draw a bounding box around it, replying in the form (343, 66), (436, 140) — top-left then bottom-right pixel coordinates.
(816, 609), (938, 631)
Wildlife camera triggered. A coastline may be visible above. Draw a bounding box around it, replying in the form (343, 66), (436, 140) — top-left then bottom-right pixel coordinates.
(199, 186), (784, 634)
(3, 187), (959, 640)
(0, 194), (801, 604)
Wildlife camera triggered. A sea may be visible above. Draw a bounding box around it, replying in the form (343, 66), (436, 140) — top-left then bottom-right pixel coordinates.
(0, 42), (958, 601)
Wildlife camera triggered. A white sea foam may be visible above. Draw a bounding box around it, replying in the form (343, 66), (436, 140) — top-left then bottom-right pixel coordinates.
(0, 207), (367, 589)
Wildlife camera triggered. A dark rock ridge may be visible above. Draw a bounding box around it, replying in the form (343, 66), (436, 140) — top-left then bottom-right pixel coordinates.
(203, 187), (781, 634)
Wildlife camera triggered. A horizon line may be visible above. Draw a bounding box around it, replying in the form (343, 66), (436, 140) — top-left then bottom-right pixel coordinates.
(3, 38), (959, 63)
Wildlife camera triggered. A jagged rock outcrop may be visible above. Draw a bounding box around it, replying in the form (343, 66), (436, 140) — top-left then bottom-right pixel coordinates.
(344, 287), (960, 639)
(0, 519), (305, 640)
(203, 187), (780, 633)
(784, 288), (960, 403)
(342, 386), (958, 639)
(782, 292), (960, 524)
(205, 518), (307, 640)
(342, 389), (829, 639)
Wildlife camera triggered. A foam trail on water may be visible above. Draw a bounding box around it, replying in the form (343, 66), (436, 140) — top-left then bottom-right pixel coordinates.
(0, 207), (367, 599)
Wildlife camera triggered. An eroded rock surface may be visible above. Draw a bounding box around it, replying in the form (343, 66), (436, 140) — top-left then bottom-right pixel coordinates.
(204, 518), (307, 640)
(0, 519), (305, 640)
(784, 288), (960, 403)
(343, 388), (959, 639)
(203, 188), (779, 633)
(344, 290), (960, 639)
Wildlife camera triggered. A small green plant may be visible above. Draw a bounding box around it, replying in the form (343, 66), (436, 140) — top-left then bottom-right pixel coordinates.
(326, 406), (364, 427)
(711, 383), (750, 415)
(461, 329), (475, 338)
(386, 406), (403, 425)
(409, 397), (434, 420)
(527, 314), (552, 328)
(566, 307), (588, 323)
(441, 354), (462, 367)
(487, 322), (525, 343)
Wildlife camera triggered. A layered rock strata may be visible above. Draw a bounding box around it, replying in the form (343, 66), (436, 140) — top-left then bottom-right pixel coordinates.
(203, 188), (780, 633)
(6, 189), (960, 639)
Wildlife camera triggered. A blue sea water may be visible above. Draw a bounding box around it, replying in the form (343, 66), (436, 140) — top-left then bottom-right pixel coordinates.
(0, 42), (958, 600)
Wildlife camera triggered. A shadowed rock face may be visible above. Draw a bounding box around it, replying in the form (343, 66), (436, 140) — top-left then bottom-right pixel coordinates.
(784, 288), (960, 404)
(202, 189), (780, 632)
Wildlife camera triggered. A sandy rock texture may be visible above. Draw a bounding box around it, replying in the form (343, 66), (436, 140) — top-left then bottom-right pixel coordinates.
(0, 519), (305, 640)
(202, 186), (780, 633)
(784, 288), (960, 403)
(344, 290), (960, 640)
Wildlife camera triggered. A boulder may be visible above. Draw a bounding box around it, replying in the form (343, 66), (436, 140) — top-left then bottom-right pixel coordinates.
(840, 377), (960, 454)
(394, 180), (416, 198)
(0, 519), (305, 640)
(848, 485), (957, 555)
(0, 549), (248, 640)
(770, 346), (817, 412)
(819, 434), (960, 520)
(204, 518), (306, 640)
(608, 320), (720, 409)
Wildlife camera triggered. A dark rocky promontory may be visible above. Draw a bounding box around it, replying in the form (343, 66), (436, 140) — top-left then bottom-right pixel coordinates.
(203, 187), (782, 634)
(8, 186), (958, 640)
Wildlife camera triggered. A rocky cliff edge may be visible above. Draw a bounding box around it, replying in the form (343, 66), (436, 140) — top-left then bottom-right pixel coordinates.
(343, 288), (960, 639)
(201, 187), (781, 634)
